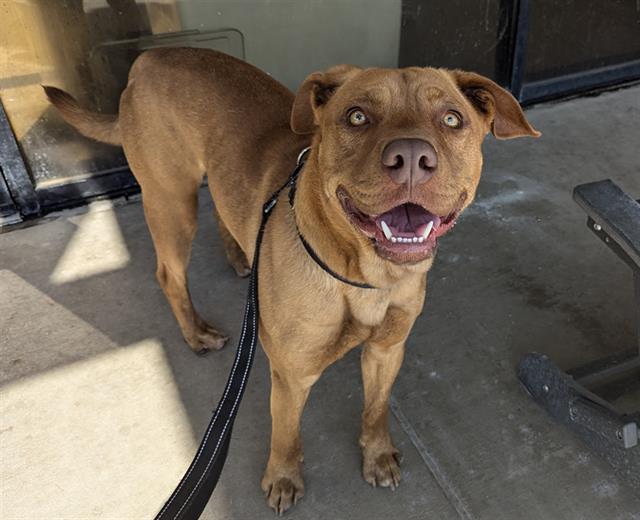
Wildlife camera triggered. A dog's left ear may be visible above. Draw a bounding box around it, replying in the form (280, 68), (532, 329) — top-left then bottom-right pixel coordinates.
(449, 70), (541, 139)
(291, 64), (361, 135)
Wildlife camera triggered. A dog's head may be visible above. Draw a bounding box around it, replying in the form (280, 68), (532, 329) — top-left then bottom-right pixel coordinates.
(291, 66), (540, 265)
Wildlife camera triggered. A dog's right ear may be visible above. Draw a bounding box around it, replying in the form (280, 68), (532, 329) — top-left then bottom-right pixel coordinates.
(290, 65), (360, 135)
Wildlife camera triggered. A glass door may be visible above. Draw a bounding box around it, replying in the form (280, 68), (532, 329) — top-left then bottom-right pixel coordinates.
(0, 0), (402, 217)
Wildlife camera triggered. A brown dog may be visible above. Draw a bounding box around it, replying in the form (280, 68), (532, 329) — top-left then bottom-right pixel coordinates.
(45, 47), (539, 513)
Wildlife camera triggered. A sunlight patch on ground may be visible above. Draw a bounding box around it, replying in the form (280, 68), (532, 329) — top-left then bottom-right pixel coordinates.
(1, 339), (203, 519)
(49, 200), (130, 285)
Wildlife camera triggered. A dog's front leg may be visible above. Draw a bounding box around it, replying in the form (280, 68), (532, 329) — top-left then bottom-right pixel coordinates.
(360, 340), (405, 489)
(262, 366), (319, 514)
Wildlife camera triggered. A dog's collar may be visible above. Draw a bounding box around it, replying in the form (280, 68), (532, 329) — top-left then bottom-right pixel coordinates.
(285, 147), (376, 290)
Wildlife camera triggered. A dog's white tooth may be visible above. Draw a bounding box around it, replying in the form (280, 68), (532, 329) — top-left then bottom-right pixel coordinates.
(412, 237), (418, 243)
(380, 220), (393, 240)
(418, 237), (424, 243)
(422, 221), (434, 239)
(391, 236), (397, 243)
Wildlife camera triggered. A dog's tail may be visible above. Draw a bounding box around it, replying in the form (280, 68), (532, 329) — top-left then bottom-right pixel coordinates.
(43, 86), (122, 146)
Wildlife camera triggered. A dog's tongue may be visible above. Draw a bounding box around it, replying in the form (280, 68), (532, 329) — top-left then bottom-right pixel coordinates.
(375, 203), (441, 237)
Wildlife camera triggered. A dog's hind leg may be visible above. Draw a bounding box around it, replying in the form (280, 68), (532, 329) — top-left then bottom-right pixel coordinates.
(213, 207), (250, 277)
(139, 174), (229, 354)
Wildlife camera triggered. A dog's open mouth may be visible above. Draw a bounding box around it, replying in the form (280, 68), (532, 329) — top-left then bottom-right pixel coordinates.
(337, 188), (458, 262)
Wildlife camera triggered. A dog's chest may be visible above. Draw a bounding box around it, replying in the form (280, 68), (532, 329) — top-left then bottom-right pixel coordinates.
(322, 289), (412, 362)
(346, 289), (391, 328)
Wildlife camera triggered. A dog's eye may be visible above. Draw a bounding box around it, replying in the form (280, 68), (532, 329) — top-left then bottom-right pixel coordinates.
(442, 111), (463, 129)
(347, 108), (368, 126)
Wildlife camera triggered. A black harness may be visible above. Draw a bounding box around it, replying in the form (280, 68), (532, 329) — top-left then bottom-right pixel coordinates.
(154, 148), (375, 520)
(289, 148), (376, 291)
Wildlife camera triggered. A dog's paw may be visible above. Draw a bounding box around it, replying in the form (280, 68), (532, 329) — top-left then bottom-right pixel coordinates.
(185, 323), (228, 354)
(261, 473), (304, 515)
(362, 449), (402, 489)
(227, 252), (251, 278)
(232, 262), (251, 278)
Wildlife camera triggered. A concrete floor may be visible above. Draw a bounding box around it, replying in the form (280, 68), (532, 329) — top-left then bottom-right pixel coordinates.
(1, 85), (640, 520)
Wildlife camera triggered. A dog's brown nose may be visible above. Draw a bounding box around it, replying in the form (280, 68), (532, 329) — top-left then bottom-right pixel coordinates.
(382, 139), (437, 187)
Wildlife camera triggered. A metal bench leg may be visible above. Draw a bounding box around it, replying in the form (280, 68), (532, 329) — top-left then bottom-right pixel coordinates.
(518, 180), (640, 495)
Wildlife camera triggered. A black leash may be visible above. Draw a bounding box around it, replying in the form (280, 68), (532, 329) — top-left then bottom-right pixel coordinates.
(154, 147), (373, 520)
